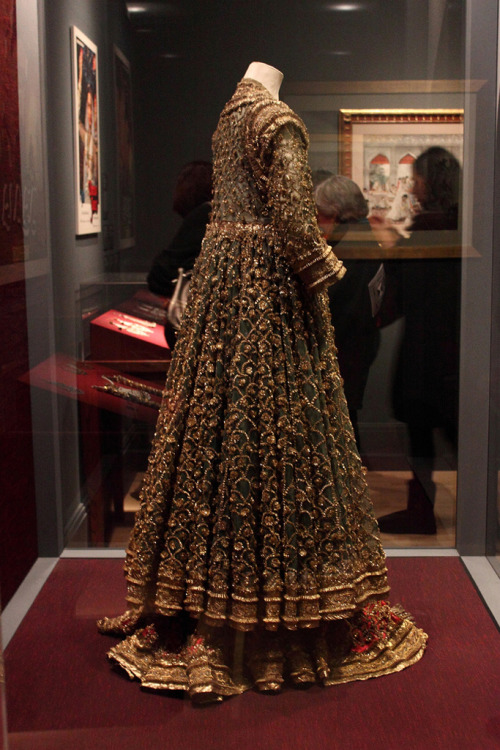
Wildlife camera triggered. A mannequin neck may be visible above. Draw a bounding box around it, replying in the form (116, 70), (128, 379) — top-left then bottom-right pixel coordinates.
(243, 61), (283, 100)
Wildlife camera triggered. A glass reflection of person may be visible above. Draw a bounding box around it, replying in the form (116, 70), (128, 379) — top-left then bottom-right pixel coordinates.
(315, 175), (382, 451)
(377, 147), (461, 535)
(147, 161), (213, 347)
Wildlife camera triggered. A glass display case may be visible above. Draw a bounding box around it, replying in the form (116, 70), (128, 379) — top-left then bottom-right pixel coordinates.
(73, 274), (171, 546)
(1, 0), (500, 746)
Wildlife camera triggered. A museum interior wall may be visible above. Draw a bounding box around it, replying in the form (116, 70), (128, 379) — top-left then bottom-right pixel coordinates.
(0, 4), (499, 746)
(38, 0), (133, 557)
(128, 1), (465, 274)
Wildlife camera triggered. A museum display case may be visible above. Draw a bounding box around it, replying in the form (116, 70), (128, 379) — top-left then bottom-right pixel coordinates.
(1, 0), (499, 745)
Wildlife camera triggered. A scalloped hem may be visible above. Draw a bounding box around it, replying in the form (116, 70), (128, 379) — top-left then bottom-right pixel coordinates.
(103, 602), (427, 703)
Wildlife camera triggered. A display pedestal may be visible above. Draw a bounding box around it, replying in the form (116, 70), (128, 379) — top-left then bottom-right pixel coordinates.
(20, 354), (164, 543)
(89, 309), (169, 361)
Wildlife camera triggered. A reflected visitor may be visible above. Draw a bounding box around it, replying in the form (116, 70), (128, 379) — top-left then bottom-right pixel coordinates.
(147, 160), (213, 347)
(315, 175), (383, 450)
(377, 146), (461, 535)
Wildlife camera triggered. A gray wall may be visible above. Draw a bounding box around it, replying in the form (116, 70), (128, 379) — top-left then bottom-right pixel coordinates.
(42, 0), (132, 546)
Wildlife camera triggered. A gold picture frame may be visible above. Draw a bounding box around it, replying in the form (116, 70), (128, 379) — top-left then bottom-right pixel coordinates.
(337, 109), (465, 258)
(340, 109), (463, 216)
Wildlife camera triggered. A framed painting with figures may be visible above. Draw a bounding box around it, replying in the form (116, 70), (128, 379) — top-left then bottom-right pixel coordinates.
(339, 109), (464, 230)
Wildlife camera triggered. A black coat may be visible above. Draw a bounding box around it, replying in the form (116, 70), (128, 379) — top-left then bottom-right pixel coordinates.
(384, 211), (460, 435)
(328, 219), (382, 411)
(147, 202), (211, 297)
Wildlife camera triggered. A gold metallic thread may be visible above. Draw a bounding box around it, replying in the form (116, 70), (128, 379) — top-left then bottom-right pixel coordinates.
(98, 79), (427, 698)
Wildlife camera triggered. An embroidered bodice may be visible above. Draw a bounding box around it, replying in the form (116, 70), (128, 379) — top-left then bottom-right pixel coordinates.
(209, 79), (345, 292)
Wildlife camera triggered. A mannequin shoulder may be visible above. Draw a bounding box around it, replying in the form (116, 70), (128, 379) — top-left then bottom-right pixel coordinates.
(247, 97), (309, 150)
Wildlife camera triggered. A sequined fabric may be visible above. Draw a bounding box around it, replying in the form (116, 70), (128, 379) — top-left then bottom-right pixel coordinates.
(99, 79), (427, 697)
(103, 608), (426, 701)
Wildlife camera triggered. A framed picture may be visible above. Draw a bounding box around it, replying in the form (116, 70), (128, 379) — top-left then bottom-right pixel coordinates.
(339, 109), (464, 224)
(114, 46), (135, 249)
(72, 26), (101, 235)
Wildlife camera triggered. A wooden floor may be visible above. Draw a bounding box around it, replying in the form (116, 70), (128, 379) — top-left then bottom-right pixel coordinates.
(109, 469), (457, 549)
(367, 469), (456, 548)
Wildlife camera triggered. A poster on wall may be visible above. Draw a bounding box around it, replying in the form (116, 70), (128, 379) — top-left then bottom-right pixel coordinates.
(72, 26), (101, 235)
(114, 46), (135, 249)
(339, 109), (463, 228)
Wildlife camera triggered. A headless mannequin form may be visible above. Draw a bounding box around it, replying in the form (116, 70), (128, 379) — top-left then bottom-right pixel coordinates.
(97, 59), (427, 700)
(243, 61), (283, 100)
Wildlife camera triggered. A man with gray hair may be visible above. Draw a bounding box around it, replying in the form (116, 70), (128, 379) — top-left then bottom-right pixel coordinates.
(315, 175), (383, 451)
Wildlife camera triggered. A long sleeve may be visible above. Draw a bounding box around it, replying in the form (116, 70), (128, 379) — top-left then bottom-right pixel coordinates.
(267, 123), (345, 292)
(240, 84), (344, 292)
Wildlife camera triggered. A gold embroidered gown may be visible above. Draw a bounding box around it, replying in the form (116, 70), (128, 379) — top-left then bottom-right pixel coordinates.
(98, 79), (427, 700)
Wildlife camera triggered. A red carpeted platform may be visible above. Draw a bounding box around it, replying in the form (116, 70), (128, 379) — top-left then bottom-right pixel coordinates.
(4, 558), (500, 750)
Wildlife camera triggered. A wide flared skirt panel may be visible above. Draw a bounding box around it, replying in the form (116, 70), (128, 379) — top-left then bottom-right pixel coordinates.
(124, 225), (389, 630)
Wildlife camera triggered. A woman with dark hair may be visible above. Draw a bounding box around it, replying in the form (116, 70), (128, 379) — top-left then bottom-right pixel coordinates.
(147, 161), (213, 346)
(378, 146), (461, 535)
(412, 146), (460, 218)
(147, 161), (213, 299)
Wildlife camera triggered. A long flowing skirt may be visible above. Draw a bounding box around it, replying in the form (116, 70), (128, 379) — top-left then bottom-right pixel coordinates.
(98, 222), (427, 700)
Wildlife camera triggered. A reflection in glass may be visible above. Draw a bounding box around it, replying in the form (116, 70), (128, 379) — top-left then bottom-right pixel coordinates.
(17, 1), (467, 559)
(375, 147), (461, 537)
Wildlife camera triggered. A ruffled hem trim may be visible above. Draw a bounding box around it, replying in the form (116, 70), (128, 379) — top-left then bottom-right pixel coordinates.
(123, 565), (391, 632)
(102, 601), (427, 703)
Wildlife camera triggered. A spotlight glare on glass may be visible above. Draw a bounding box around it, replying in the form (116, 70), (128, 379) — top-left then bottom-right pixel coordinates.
(325, 2), (366, 10)
(127, 1), (180, 15)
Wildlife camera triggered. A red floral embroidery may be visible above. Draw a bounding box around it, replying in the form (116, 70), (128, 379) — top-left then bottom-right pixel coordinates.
(186, 636), (205, 655)
(139, 624), (158, 647)
(350, 601), (403, 654)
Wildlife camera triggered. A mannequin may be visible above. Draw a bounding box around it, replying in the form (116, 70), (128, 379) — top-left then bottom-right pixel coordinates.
(243, 61), (283, 100)
(97, 63), (427, 701)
